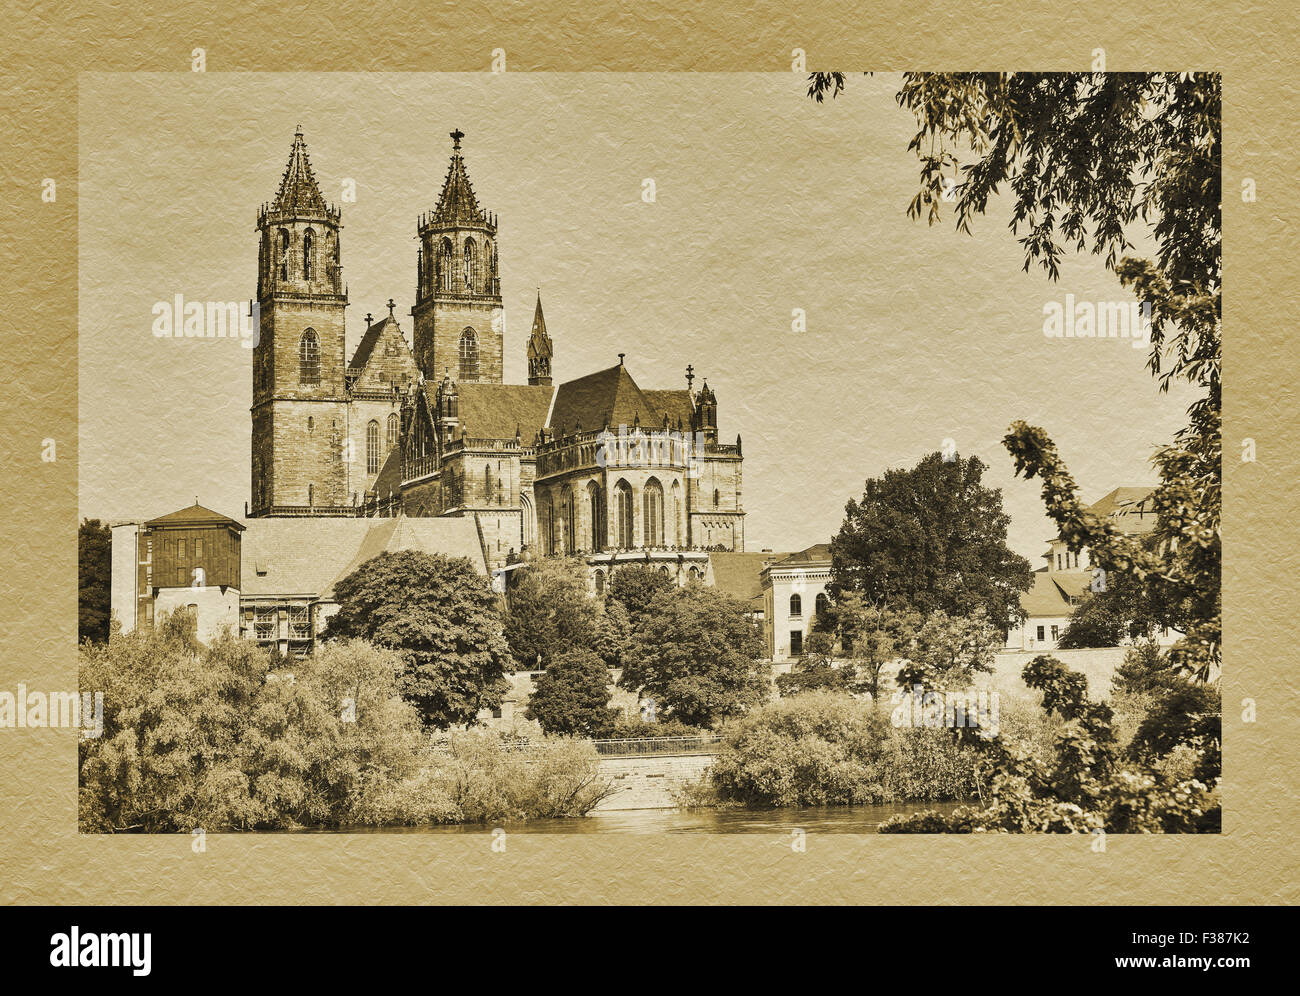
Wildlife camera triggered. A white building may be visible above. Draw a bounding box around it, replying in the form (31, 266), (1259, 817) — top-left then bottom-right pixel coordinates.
(759, 544), (832, 662)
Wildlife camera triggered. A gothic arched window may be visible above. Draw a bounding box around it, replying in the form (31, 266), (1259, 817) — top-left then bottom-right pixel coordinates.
(299, 329), (320, 385)
(789, 594), (802, 618)
(278, 230), (290, 281)
(386, 413), (399, 451)
(587, 481), (603, 550)
(547, 497), (557, 555)
(302, 229), (314, 280)
(643, 478), (664, 547)
(439, 238), (454, 292)
(366, 420), (380, 474)
(615, 480), (634, 549)
(463, 238), (477, 292)
(459, 328), (479, 381)
(561, 486), (576, 554)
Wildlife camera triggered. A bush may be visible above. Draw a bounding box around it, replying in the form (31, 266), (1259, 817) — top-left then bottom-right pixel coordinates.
(707, 691), (977, 808)
(607, 715), (706, 739)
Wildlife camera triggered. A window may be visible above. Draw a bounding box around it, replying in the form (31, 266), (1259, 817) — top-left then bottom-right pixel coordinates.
(463, 238), (477, 292)
(547, 497), (557, 555)
(615, 481), (634, 548)
(1036, 626), (1045, 641)
(278, 230), (289, 281)
(563, 488), (576, 554)
(302, 229), (313, 280)
(307, 416), (314, 433)
(299, 329), (321, 385)
(459, 328), (479, 381)
(194, 539), (204, 559)
(1051, 625), (1059, 642)
(789, 593), (802, 618)
(789, 631), (803, 657)
(815, 592), (829, 617)
(387, 413), (399, 451)
(713, 488), (720, 508)
(588, 482), (602, 550)
(643, 478), (664, 547)
(366, 420), (380, 474)
(439, 239), (454, 291)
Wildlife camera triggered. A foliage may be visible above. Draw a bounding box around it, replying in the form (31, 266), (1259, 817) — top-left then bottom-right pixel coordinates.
(1111, 639), (1175, 696)
(829, 452), (1032, 633)
(775, 656), (855, 697)
(1058, 536), (1170, 648)
(525, 648), (617, 737)
(833, 595), (922, 703)
(324, 550), (511, 729)
(708, 692), (977, 808)
(606, 715), (706, 739)
(605, 564), (675, 628)
(79, 613), (612, 830)
(78, 518), (113, 644)
(878, 655), (1218, 833)
(504, 557), (607, 669)
(619, 582), (770, 728)
(895, 608), (1002, 692)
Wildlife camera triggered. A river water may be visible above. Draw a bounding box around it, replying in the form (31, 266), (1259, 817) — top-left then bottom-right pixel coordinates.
(333, 800), (964, 834)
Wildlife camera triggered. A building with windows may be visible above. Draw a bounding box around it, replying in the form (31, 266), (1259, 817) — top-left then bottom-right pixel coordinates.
(111, 504), (485, 655)
(1005, 486), (1176, 652)
(759, 544), (832, 662)
(249, 127), (746, 578)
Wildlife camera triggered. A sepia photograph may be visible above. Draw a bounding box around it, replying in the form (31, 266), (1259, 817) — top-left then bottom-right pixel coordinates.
(71, 69), (1221, 837)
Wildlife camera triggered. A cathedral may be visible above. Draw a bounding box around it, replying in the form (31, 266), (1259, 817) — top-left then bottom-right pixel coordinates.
(249, 127), (746, 582)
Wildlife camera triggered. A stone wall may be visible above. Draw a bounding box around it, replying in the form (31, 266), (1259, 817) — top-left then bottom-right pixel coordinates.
(593, 753), (716, 811)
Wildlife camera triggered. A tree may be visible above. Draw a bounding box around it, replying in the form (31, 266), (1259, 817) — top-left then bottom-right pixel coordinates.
(605, 564), (674, 629)
(834, 593), (922, 704)
(775, 630), (854, 697)
(619, 582), (770, 727)
(829, 452), (1032, 632)
(525, 648), (617, 737)
(879, 655), (1218, 834)
(810, 72), (1220, 679)
(78, 518), (113, 644)
(1058, 535), (1170, 648)
(324, 551), (511, 730)
(895, 608), (1002, 692)
(504, 557), (606, 669)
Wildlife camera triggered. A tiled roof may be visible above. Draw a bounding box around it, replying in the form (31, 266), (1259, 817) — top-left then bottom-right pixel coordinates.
(370, 447), (403, 498)
(1089, 486), (1157, 534)
(1019, 570), (1088, 618)
(145, 502), (245, 530)
(548, 364), (661, 435)
(270, 129), (329, 216)
(709, 551), (790, 602)
(349, 314), (405, 371)
(770, 543), (832, 568)
(642, 389), (694, 430)
(240, 516), (486, 599)
(458, 383), (555, 440)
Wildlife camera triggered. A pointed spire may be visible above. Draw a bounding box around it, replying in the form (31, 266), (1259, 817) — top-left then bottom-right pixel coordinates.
(428, 129), (490, 228)
(271, 128), (328, 216)
(527, 291), (553, 387)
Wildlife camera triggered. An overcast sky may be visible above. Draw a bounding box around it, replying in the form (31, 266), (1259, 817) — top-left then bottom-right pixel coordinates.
(78, 72), (1196, 563)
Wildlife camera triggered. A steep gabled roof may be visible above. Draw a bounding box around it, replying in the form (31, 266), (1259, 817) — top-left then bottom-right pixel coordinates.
(271, 128), (329, 216)
(146, 502), (245, 530)
(1020, 571), (1080, 618)
(457, 383), (555, 440)
(641, 389), (694, 430)
(709, 551), (790, 603)
(548, 364), (662, 435)
(430, 131), (489, 227)
(348, 313), (410, 371)
(370, 447), (404, 498)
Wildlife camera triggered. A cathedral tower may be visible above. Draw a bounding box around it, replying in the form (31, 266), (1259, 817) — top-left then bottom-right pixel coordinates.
(412, 130), (503, 384)
(251, 127), (350, 515)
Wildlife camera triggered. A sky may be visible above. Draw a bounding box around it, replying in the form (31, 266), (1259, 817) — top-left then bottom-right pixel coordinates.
(78, 72), (1197, 563)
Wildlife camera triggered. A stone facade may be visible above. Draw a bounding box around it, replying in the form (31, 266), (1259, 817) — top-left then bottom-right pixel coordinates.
(249, 127), (747, 577)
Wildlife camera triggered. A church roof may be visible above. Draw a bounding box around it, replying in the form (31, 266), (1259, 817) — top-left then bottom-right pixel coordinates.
(457, 383), (555, 440)
(270, 128), (329, 217)
(371, 447), (404, 498)
(548, 364), (661, 435)
(642, 389), (694, 430)
(146, 502), (245, 530)
(429, 131), (490, 228)
(348, 313), (407, 371)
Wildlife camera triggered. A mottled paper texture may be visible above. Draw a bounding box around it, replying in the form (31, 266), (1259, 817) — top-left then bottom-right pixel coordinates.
(0, 2), (1295, 904)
